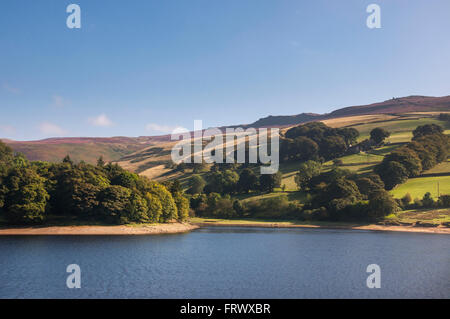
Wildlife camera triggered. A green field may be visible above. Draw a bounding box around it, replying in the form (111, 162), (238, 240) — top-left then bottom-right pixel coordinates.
(325, 152), (383, 165)
(352, 118), (450, 142)
(385, 208), (450, 226)
(190, 217), (366, 227)
(390, 175), (450, 199)
(423, 160), (450, 174)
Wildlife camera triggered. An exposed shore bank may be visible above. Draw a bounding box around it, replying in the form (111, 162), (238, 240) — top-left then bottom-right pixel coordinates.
(192, 219), (450, 234)
(0, 222), (199, 236)
(1, 220), (448, 235)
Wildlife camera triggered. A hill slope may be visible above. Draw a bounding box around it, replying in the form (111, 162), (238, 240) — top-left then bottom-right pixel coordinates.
(3, 95), (449, 164)
(247, 95), (450, 127)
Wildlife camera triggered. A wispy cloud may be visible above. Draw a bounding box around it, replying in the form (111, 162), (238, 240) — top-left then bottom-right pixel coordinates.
(2, 83), (21, 94)
(38, 122), (67, 136)
(0, 125), (16, 136)
(88, 114), (113, 127)
(146, 123), (185, 134)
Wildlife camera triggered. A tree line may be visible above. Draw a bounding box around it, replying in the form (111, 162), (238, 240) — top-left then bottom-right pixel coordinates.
(0, 141), (189, 225)
(375, 124), (449, 189)
(280, 122), (359, 162)
(185, 122), (449, 222)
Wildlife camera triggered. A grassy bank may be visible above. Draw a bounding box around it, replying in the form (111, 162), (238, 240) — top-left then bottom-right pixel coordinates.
(390, 175), (450, 199)
(190, 217), (450, 234)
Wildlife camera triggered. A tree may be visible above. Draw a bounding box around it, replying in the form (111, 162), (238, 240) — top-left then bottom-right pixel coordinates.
(205, 170), (239, 194)
(337, 127), (359, 146)
(422, 192), (435, 208)
(438, 113), (450, 122)
(412, 124), (443, 139)
(144, 193), (163, 222)
(97, 185), (132, 223)
(401, 193), (412, 207)
(282, 122), (356, 162)
(354, 174), (385, 198)
(367, 190), (399, 220)
(374, 161), (409, 190)
(324, 178), (362, 205)
(237, 168), (259, 193)
(97, 156), (106, 167)
(320, 136), (347, 160)
(3, 167), (49, 224)
(123, 191), (148, 223)
(295, 160), (322, 190)
(110, 170), (139, 189)
(383, 148), (422, 177)
(281, 136), (319, 162)
(187, 175), (206, 194)
(168, 180), (183, 195)
(71, 182), (101, 216)
(172, 192), (189, 221)
(0, 141), (14, 164)
(147, 182), (178, 222)
(259, 172), (282, 193)
(214, 198), (236, 218)
(370, 128), (390, 144)
(438, 195), (450, 208)
(233, 200), (245, 217)
(62, 155), (74, 166)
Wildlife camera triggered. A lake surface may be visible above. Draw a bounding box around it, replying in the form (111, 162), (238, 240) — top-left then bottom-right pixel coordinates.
(0, 227), (449, 298)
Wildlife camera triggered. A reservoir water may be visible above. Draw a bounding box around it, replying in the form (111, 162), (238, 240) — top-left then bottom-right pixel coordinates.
(0, 227), (448, 298)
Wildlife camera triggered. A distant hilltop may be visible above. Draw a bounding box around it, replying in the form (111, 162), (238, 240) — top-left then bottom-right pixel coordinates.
(247, 95), (450, 128)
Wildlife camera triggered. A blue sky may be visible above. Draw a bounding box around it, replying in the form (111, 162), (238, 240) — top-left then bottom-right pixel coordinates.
(1, 0), (450, 140)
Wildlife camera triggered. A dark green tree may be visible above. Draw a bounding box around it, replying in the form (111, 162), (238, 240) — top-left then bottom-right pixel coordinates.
(295, 160), (322, 190)
(370, 127), (390, 144)
(237, 168), (259, 193)
(374, 161), (409, 190)
(412, 124), (443, 139)
(187, 175), (206, 195)
(62, 155), (74, 166)
(97, 185), (132, 224)
(3, 167), (49, 224)
(97, 156), (106, 167)
(367, 190), (399, 220)
(259, 172), (282, 193)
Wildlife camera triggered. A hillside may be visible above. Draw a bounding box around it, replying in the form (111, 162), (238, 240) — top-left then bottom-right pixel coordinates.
(2, 136), (165, 164)
(3, 95), (449, 164)
(116, 112), (450, 182)
(247, 95), (450, 128)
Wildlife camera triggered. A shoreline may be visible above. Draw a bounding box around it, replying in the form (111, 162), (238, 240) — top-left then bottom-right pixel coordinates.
(0, 222), (199, 236)
(191, 221), (450, 234)
(0, 221), (448, 235)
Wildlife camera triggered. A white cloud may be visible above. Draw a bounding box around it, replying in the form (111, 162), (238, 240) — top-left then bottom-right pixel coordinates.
(88, 114), (113, 127)
(146, 123), (185, 134)
(0, 125), (16, 135)
(38, 122), (67, 136)
(2, 83), (21, 94)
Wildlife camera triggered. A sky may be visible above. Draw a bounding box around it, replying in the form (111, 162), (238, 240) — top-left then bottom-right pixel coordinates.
(1, 0), (450, 140)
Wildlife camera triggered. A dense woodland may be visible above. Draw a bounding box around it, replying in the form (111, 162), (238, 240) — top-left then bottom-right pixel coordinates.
(1, 119), (449, 226)
(0, 142), (189, 225)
